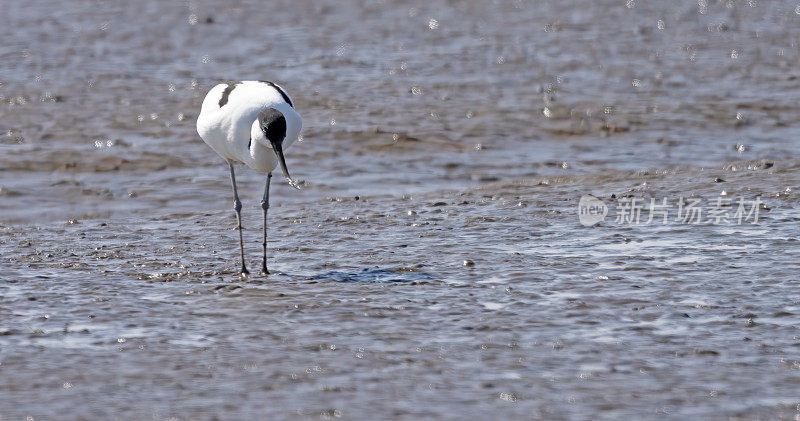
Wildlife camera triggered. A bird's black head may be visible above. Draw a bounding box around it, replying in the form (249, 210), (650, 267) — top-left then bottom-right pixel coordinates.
(257, 107), (286, 145)
(257, 107), (299, 189)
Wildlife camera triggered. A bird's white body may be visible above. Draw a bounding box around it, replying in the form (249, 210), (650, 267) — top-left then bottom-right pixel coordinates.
(197, 80), (301, 173)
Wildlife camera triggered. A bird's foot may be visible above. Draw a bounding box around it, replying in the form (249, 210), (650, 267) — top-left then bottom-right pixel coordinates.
(260, 264), (270, 276)
(240, 266), (250, 278)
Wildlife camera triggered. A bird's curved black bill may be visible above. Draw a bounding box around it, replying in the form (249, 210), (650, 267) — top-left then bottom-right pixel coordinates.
(271, 141), (301, 189)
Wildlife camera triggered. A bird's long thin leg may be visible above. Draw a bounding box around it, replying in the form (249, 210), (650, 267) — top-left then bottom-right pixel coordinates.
(260, 172), (272, 275)
(228, 161), (249, 276)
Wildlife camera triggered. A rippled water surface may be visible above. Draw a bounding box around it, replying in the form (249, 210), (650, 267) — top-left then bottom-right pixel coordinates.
(1, 0), (800, 419)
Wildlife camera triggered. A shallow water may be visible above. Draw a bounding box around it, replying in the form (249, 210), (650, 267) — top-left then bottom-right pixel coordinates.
(1, 0), (800, 419)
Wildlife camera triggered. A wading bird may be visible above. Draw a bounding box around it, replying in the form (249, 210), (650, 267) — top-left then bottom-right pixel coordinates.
(196, 80), (302, 276)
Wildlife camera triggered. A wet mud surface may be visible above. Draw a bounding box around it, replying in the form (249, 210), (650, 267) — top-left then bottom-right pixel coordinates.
(1, 0), (800, 419)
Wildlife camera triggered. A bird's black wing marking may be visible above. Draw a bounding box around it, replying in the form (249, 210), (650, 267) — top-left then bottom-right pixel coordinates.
(258, 80), (294, 108)
(248, 134), (252, 150)
(218, 81), (241, 107)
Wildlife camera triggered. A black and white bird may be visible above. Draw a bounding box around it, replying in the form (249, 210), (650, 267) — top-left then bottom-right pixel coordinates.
(196, 80), (302, 276)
